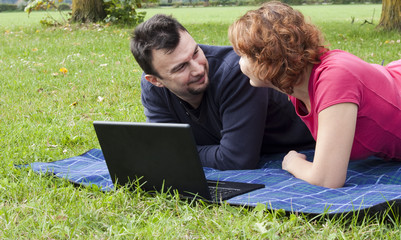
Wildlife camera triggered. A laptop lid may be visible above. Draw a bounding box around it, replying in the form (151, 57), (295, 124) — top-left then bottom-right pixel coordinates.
(93, 121), (212, 199)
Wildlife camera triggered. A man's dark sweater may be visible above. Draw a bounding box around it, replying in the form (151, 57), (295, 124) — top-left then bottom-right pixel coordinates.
(141, 45), (315, 170)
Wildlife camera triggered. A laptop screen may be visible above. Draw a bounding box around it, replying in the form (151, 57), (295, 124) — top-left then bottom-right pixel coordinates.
(93, 121), (212, 198)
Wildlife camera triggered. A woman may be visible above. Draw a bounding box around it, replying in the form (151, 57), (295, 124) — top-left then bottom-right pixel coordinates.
(228, 1), (401, 188)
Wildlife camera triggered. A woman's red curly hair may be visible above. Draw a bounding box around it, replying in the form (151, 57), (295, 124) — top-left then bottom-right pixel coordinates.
(229, 1), (326, 94)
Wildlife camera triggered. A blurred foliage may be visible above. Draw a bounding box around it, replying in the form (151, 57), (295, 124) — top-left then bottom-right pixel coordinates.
(104, 0), (146, 25)
(24, 0), (148, 26)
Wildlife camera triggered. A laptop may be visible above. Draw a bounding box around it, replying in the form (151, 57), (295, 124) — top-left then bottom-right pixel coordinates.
(93, 121), (265, 203)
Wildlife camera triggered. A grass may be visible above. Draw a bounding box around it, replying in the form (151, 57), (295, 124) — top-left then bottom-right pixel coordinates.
(1, 3), (401, 239)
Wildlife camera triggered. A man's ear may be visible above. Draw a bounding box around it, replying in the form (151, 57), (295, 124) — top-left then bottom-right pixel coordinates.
(145, 74), (165, 88)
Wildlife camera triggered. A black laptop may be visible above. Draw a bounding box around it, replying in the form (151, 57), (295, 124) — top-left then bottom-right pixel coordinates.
(93, 121), (264, 203)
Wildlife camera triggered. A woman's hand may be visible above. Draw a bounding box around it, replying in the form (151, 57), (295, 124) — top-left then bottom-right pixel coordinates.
(282, 150), (307, 172)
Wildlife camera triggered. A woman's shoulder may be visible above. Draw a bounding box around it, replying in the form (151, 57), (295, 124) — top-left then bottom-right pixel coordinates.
(320, 50), (362, 64)
(316, 49), (372, 77)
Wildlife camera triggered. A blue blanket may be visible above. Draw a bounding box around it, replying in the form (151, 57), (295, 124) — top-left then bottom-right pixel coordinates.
(23, 149), (401, 215)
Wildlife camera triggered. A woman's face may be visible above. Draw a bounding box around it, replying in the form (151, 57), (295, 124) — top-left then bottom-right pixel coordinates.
(239, 56), (273, 88)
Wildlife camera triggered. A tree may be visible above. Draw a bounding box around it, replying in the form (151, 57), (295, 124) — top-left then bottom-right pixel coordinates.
(25, 0), (146, 25)
(377, 0), (401, 31)
(71, 0), (106, 23)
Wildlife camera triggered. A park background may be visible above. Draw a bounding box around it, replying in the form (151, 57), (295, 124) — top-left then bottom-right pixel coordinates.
(2, 1), (401, 239)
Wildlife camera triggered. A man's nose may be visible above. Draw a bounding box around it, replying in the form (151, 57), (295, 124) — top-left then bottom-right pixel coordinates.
(189, 60), (203, 76)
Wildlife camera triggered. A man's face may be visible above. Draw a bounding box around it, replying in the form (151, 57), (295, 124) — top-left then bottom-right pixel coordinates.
(145, 31), (209, 107)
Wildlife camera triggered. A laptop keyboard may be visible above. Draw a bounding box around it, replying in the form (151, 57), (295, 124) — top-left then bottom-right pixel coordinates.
(208, 186), (241, 202)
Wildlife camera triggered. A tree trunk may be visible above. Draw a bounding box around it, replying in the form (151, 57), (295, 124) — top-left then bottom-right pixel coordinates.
(377, 0), (401, 31)
(71, 0), (106, 23)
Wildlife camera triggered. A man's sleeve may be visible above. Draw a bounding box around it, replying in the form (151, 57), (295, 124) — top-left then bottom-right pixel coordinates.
(197, 67), (269, 170)
(140, 75), (177, 123)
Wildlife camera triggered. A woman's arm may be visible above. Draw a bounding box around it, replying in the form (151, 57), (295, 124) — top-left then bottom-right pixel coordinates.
(282, 102), (358, 188)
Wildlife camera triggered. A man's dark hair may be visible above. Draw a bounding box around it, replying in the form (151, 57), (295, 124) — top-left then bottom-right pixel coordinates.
(130, 14), (188, 78)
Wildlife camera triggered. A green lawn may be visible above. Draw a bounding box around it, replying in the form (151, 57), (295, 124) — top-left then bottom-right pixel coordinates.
(1, 4), (401, 239)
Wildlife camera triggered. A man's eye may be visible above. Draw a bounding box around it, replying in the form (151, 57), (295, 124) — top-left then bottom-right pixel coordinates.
(177, 64), (186, 71)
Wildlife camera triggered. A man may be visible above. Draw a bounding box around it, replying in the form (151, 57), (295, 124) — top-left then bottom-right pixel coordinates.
(130, 14), (315, 170)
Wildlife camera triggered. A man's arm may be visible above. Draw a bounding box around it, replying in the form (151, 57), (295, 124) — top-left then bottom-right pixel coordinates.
(142, 69), (268, 170)
(196, 61), (269, 170)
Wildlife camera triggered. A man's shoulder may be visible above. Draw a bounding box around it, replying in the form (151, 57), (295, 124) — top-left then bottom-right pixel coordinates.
(200, 44), (240, 77)
(199, 44), (233, 52)
(199, 44), (239, 63)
